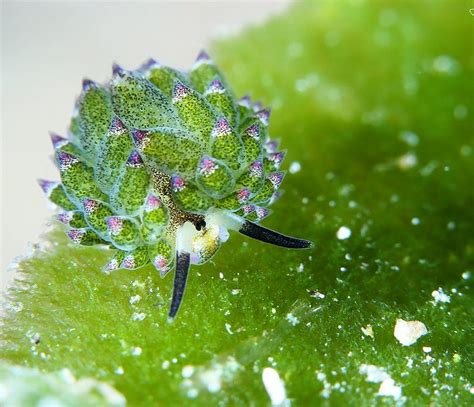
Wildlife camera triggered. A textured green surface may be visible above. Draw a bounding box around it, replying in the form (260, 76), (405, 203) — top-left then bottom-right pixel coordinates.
(1, 1), (473, 406)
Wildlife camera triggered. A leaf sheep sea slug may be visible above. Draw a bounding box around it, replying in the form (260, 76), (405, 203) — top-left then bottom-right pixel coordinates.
(39, 51), (313, 319)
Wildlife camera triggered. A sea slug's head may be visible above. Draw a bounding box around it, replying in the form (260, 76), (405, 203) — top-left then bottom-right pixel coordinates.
(39, 51), (312, 319)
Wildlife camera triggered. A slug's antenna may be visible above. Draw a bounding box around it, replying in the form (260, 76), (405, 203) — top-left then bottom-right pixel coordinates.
(239, 220), (313, 249)
(168, 251), (191, 320)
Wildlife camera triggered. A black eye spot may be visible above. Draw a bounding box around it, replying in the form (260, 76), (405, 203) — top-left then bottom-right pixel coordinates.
(195, 220), (206, 231)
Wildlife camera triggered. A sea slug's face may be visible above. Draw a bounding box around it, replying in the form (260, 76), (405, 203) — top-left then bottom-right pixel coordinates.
(39, 51), (312, 318)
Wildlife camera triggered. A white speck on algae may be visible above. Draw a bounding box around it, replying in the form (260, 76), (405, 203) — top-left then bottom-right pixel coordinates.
(308, 290), (325, 299)
(131, 312), (146, 321)
(129, 295), (141, 304)
(397, 153), (418, 170)
(399, 130), (419, 146)
(286, 313), (300, 326)
(182, 365), (194, 378)
(262, 367), (288, 406)
(378, 378), (402, 400)
(394, 318), (428, 346)
(183, 357), (241, 396)
(359, 364), (402, 401)
(289, 161), (302, 174)
(431, 288), (451, 304)
(361, 324), (374, 338)
(348, 200), (358, 208)
(225, 323), (233, 335)
(336, 226), (351, 240)
(359, 364), (389, 383)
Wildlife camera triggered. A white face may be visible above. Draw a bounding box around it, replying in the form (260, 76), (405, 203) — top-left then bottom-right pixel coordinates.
(176, 209), (240, 265)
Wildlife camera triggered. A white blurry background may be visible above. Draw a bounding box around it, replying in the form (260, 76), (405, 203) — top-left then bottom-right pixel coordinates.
(1, 1), (290, 290)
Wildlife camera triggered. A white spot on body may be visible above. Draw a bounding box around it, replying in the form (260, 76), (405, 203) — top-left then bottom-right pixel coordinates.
(336, 226), (351, 240)
(262, 367), (288, 406)
(394, 318), (428, 346)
